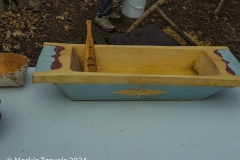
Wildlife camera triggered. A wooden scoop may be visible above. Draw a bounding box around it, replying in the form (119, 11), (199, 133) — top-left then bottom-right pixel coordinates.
(84, 20), (97, 72)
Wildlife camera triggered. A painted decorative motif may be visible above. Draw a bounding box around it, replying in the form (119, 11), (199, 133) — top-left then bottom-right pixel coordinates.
(113, 85), (166, 97)
(214, 50), (240, 76)
(35, 45), (65, 72)
(51, 46), (65, 70)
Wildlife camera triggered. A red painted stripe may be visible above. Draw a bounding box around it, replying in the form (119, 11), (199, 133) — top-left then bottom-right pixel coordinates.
(214, 50), (235, 75)
(51, 46), (65, 70)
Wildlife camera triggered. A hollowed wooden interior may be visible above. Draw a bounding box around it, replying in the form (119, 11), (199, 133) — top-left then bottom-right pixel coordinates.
(71, 46), (220, 76)
(0, 53), (29, 75)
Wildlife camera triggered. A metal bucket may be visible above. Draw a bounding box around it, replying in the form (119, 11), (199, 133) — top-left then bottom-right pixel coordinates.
(122, 0), (147, 18)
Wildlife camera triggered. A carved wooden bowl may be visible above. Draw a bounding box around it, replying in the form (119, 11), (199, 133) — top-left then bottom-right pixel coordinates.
(0, 53), (30, 86)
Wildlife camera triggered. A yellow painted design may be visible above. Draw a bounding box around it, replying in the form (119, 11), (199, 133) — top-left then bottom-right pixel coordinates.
(113, 86), (166, 98)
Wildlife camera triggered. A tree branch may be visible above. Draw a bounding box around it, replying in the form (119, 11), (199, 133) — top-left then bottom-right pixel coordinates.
(127, 0), (167, 32)
(214, 0), (229, 17)
(156, 7), (197, 46)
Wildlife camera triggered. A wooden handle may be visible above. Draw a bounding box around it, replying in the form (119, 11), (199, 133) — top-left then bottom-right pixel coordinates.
(84, 20), (97, 72)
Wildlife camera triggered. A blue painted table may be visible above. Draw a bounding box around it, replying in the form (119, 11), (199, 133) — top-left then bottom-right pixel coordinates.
(1, 68), (240, 160)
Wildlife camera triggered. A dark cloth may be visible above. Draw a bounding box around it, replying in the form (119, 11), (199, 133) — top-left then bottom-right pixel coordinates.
(97, 0), (113, 16)
(95, 24), (181, 46)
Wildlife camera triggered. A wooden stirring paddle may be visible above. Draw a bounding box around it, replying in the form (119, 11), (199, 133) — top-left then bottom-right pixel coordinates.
(84, 20), (97, 72)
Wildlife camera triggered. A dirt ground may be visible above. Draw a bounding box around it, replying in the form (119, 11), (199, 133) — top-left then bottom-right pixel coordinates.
(0, 0), (239, 66)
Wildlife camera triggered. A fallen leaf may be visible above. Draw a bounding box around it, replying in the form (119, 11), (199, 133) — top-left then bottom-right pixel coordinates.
(30, 30), (34, 38)
(3, 44), (11, 52)
(13, 30), (25, 37)
(5, 31), (12, 40)
(56, 16), (64, 20)
(64, 25), (73, 31)
(14, 43), (21, 50)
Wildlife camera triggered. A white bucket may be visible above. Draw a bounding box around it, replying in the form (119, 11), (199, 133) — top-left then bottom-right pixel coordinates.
(122, 0), (147, 18)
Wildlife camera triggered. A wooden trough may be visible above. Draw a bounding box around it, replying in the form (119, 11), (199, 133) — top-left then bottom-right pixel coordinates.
(33, 42), (240, 101)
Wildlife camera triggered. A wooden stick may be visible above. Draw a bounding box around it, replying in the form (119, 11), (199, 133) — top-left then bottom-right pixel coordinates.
(156, 7), (197, 46)
(84, 20), (97, 72)
(214, 0), (229, 17)
(127, 0), (167, 32)
(84, 0), (97, 3)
